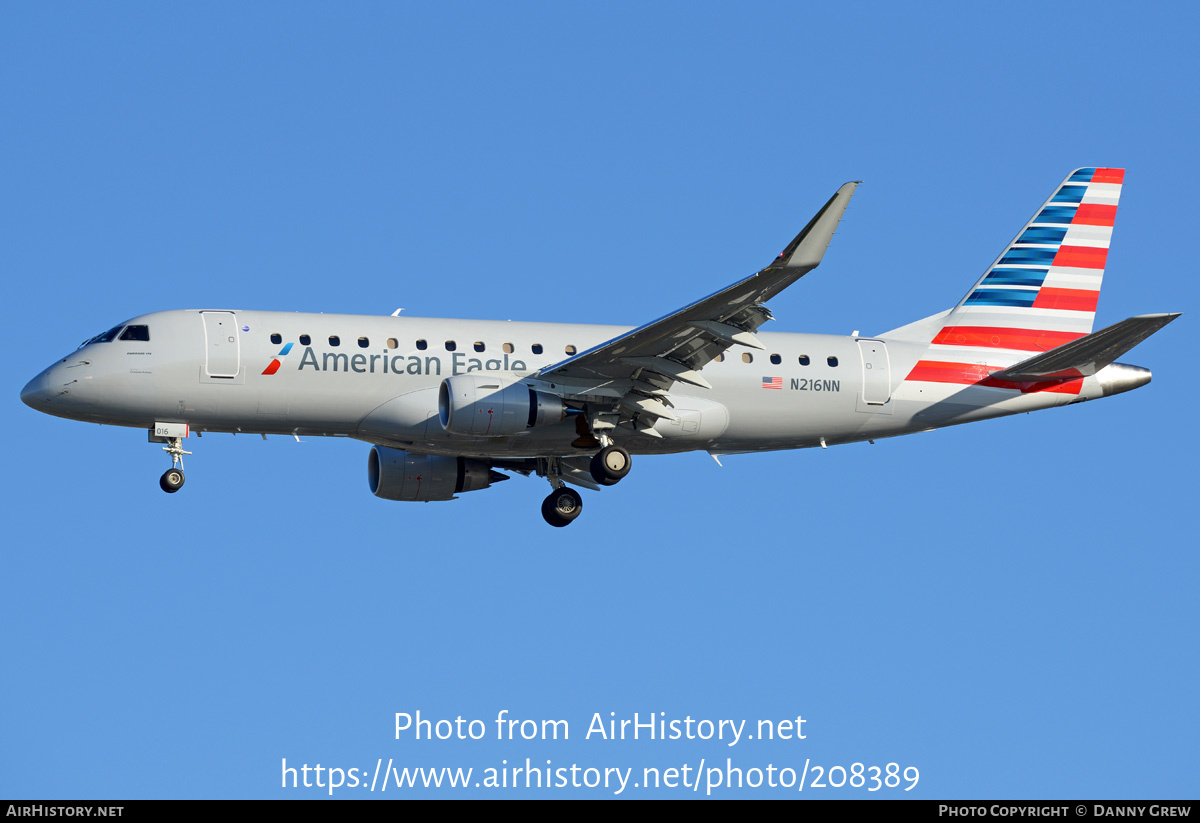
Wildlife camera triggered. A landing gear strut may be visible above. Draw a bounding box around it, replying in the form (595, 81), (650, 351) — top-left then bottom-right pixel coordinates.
(159, 435), (190, 494)
(589, 444), (631, 486)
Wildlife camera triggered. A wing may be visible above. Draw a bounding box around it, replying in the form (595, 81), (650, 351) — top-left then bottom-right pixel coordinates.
(530, 181), (858, 435)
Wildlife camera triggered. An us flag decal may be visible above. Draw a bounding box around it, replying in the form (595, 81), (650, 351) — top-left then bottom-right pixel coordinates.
(762, 376), (782, 389)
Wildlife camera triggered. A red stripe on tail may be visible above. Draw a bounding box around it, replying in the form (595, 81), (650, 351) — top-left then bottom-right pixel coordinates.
(1031, 288), (1100, 312)
(1073, 204), (1117, 227)
(1052, 245), (1108, 269)
(905, 360), (1083, 394)
(931, 326), (1084, 351)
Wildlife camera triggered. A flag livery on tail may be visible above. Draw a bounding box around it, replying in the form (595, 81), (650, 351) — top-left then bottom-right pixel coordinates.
(905, 168), (1124, 395)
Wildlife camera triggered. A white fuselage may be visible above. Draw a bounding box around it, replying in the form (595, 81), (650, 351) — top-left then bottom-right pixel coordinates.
(22, 308), (1121, 460)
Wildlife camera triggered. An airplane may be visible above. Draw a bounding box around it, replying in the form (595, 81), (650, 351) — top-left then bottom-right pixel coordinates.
(20, 168), (1179, 527)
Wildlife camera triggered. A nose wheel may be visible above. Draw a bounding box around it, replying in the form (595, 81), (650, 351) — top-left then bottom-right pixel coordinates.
(160, 468), (185, 493)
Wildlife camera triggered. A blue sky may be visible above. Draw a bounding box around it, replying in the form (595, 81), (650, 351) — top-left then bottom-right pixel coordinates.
(2, 2), (1196, 798)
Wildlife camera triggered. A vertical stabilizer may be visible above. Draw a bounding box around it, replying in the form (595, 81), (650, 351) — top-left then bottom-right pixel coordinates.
(946, 168), (1124, 341)
(902, 169), (1125, 394)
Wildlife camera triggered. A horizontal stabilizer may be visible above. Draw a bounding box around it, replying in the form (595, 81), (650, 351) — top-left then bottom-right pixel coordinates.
(990, 313), (1180, 381)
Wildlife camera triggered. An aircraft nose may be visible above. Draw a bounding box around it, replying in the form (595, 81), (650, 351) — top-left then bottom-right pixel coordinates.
(20, 370), (55, 410)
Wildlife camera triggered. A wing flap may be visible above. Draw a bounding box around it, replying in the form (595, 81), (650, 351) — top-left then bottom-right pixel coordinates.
(689, 320), (766, 350)
(619, 356), (713, 389)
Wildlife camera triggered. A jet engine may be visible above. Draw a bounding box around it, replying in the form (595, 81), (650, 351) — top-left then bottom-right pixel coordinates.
(367, 447), (507, 502)
(438, 375), (565, 436)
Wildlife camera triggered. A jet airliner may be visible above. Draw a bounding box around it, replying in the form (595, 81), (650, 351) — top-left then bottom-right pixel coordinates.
(21, 169), (1179, 526)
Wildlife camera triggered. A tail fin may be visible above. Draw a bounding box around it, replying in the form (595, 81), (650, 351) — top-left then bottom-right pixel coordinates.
(899, 169), (1127, 396)
(939, 168), (1124, 348)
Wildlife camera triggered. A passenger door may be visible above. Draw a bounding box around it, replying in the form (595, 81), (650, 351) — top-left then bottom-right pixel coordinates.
(201, 311), (240, 378)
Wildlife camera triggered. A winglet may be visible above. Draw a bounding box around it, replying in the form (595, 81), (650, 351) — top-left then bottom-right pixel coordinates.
(768, 181), (860, 271)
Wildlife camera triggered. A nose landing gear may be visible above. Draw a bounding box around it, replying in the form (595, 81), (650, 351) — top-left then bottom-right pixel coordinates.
(159, 434), (190, 494)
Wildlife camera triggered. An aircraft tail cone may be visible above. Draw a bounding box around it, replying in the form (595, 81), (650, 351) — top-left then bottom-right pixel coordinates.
(1096, 363), (1152, 397)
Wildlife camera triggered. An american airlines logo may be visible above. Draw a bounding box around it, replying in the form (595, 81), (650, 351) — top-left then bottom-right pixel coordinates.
(262, 342), (294, 375)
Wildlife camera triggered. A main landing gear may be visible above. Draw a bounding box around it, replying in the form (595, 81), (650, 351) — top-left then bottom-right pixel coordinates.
(539, 456), (584, 528)
(589, 444), (631, 486)
(159, 435), (190, 494)
(542, 486), (583, 528)
(537, 440), (633, 527)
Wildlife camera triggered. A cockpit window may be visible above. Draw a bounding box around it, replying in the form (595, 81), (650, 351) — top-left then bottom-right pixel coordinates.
(119, 325), (150, 342)
(80, 325), (125, 347)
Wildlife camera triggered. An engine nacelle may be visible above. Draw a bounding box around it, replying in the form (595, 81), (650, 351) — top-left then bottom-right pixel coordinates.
(368, 447), (504, 501)
(438, 375), (565, 436)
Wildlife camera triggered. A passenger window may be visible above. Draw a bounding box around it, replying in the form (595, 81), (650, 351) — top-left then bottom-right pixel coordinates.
(503, 343), (514, 354)
(770, 353), (781, 365)
(416, 339), (428, 350)
(565, 344), (577, 355)
(329, 336), (340, 347)
(799, 355), (810, 366)
(532, 344), (543, 355)
(714, 353), (724, 363)
(741, 352), (753, 364)
(358, 337), (369, 348)
(445, 341), (457, 352)
(270, 333), (282, 345)
(387, 338), (398, 349)
(474, 342), (485, 352)
(120, 325), (150, 342)
(299, 334), (311, 345)
(828, 356), (839, 367)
